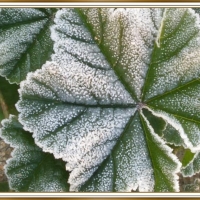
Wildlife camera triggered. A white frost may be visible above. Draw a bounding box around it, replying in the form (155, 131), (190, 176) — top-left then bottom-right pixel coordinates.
(15, 8), (200, 192)
(0, 115), (68, 192)
(145, 8), (200, 100)
(0, 8), (50, 83)
(51, 8), (163, 101)
(141, 110), (181, 192)
(144, 106), (200, 153)
(17, 60), (135, 191)
(181, 151), (200, 177)
(113, 112), (154, 192)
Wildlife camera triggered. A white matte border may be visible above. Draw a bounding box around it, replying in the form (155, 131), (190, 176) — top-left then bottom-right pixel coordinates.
(0, 3), (200, 198)
(1, 193), (200, 198)
(0, 3), (200, 7)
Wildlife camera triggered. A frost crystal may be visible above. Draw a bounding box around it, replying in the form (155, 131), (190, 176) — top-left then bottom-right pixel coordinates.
(51, 8), (163, 101)
(17, 53), (135, 191)
(144, 8), (200, 100)
(0, 115), (69, 192)
(0, 8), (53, 83)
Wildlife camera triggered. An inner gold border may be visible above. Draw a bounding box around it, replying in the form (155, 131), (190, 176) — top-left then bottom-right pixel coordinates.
(0, 198), (196, 199)
(1, 0), (200, 2)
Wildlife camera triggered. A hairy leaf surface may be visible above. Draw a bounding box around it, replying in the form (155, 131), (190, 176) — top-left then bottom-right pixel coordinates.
(0, 115), (69, 192)
(0, 8), (55, 84)
(16, 8), (200, 192)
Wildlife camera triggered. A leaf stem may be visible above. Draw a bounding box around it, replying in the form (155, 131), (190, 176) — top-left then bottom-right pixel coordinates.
(0, 90), (9, 119)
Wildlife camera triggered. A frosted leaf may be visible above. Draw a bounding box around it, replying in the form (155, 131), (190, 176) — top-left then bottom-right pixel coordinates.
(163, 123), (185, 147)
(17, 61), (135, 191)
(143, 8), (200, 100)
(51, 8), (163, 101)
(16, 8), (200, 192)
(0, 115), (69, 192)
(80, 112), (154, 192)
(0, 8), (55, 84)
(148, 81), (200, 152)
(79, 110), (181, 192)
(140, 110), (181, 192)
(142, 108), (185, 147)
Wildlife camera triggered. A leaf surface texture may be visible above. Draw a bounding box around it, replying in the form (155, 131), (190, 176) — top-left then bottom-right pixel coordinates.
(16, 8), (200, 192)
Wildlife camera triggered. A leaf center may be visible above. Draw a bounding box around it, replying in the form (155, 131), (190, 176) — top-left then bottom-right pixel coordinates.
(136, 102), (146, 111)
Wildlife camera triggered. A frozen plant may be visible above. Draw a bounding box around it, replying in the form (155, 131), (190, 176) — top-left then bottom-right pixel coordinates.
(0, 8), (200, 192)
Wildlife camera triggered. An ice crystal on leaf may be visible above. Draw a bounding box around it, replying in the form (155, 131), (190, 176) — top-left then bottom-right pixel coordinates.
(0, 115), (69, 192)
(15, 8), (200, 192)
(0, 8), (55, 84)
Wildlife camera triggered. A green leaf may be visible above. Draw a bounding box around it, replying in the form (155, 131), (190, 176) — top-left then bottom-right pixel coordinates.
(79, 111), (180, 192)
(0, 115), (69, 192)
(81, 112), (156, 192)
(181, 151), (200, 177)
(163, 123), (185, 147)
(141, 108), (166, 137)
(0, 8), (55, 84)
(181, 149), (195, 167)
(16, 8), (200, 192)
(144, 9), (200, 152)
(143, 108), (185, 147)
(140, 110), (180, 192)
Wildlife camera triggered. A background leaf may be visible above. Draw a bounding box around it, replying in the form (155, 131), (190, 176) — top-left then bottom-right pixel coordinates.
(0, 77), (19, 121)
(181, 151), (200, 177)
(181, 149), (195, 167)
(0, 115), (69, 192)
(0, 76), (18, 187)
(0, 8), (55, 84)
